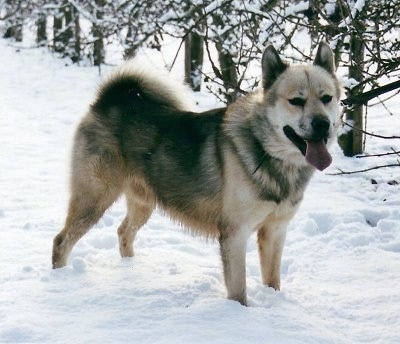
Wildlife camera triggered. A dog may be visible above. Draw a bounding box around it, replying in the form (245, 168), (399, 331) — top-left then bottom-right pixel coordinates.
(52, 41), (341, 306)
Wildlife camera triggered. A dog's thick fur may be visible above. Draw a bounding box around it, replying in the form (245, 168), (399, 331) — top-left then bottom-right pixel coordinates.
(52, 42), (341, 305)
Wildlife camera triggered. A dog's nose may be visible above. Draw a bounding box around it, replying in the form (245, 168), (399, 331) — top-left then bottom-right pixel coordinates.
(311, 116), (330, 138)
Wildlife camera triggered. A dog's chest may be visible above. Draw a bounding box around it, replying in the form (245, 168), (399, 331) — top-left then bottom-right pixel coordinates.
(223, 172), (303, 232)
(222, 149), (311, 230)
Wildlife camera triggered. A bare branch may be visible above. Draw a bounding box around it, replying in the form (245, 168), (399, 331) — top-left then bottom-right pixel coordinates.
(356, 150), (400, 159)
(328, 163), (400, 175)
(343, 122), (400, 140)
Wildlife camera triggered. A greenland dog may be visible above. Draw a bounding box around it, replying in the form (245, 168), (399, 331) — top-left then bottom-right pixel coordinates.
(52, 41), (341, 306)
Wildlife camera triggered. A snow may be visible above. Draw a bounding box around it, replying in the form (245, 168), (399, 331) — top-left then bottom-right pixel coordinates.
(1, 38), (400, 344)
(353, 0), (366, 14)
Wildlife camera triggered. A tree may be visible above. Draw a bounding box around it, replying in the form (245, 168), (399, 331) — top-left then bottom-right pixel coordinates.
(36, 11), (47, 45)
(307, 0), (400, 156)
(339, 10), (365, 156)
(1, 0), (398, 158)
(2, 0), (25, 42)
(91, 0), (105, 66)
(52, 1), (81, 62)
(184, 31), (204, 91)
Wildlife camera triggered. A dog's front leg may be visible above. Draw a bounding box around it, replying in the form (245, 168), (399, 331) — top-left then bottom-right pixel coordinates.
(257, 222), (288, 290)
(219, 228), (248, 306)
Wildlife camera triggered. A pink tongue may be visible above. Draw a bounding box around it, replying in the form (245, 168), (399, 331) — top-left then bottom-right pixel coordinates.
(305, 140), (332, 171)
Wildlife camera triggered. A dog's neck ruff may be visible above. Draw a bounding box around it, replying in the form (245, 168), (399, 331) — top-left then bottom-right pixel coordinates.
(226, 133), (313, 204)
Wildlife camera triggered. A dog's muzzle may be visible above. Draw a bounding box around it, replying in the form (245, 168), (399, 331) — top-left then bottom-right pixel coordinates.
(283, 116), (332, 171)
(311, 116), (330, 141)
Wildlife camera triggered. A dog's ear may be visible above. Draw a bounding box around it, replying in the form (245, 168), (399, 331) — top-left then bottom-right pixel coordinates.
(262, 45), (288, 89)
(314, 41), (335, 74)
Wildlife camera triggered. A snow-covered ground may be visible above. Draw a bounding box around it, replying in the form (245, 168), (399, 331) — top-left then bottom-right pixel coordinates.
(0, 38), (399, 343)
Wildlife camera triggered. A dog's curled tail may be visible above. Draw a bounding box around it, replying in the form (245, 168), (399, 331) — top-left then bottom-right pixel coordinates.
(92, 57), (195, 114)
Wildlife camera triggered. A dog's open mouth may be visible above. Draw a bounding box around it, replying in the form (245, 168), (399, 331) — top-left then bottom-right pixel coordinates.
(283, 125), (332, 171)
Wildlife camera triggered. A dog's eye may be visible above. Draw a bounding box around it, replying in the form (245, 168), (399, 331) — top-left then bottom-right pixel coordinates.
(288, 98), (306, 107)
(321, 95), (332, 104)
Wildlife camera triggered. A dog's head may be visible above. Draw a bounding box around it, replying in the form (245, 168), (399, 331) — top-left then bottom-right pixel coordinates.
(261, 42), (341, 171)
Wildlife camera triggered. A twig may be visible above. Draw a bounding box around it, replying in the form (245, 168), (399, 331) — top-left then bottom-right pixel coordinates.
(356, 149), (400, 158)
(328, 163), (400, 175)
(343, 121), (400, 139)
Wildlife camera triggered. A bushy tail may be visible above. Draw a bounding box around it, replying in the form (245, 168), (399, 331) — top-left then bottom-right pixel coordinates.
(92, 57), (194, 114)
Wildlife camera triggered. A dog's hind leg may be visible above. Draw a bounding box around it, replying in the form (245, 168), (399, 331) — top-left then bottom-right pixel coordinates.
(118, 180), (154, 257)
(52, 152), (124, 269)
(257, 221), (288, 290)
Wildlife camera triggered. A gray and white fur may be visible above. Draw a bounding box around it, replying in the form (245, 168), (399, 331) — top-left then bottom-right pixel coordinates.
(52, 42), (341, 306)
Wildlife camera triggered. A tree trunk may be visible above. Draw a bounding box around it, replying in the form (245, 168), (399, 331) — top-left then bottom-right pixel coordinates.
(72, 9), (81, 63)
(216, 43), (238, 103)
(338, 19), (365, 156)
(92, 0), (105, 66)
(36, 13), (47, 45)
(53, 13), (63, 53)
(212, 7), (239, 103)
(64, 4), (81, 63)
(184, 32), (204, 92)
(124, 24), (136, 59)
(64, 3), (74, 47)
